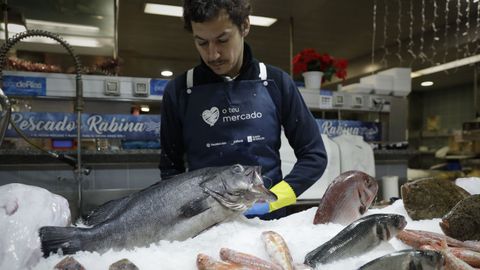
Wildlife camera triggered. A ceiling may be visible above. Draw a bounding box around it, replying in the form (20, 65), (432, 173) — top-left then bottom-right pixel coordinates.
(5, 0), (480, 93)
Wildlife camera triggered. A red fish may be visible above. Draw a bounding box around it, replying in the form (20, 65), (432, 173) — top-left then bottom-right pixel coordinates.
(261, 231), (294, 270)
(219, 248), (282, 270)
(313, 170), (378, 225)
(197, 253), (254, 270)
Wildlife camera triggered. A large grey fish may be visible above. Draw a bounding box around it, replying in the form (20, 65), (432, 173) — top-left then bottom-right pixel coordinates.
(304, 213), (407, 267)
(39, 164), (276, 256)
(358, 249), (444, 270)
(313, 170), (378, 225)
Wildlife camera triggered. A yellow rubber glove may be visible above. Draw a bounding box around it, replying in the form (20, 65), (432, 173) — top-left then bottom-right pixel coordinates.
(268, 180), (297, 212)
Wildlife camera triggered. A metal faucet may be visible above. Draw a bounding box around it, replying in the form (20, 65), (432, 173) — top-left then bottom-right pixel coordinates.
(0, 88), (11, 145)
(0, 30), (86, 214)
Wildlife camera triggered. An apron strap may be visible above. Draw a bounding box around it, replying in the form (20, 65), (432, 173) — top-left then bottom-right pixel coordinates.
(186, 68), (194, 90)
(186, 63), (266, 89)
(259, 62), (267, 80)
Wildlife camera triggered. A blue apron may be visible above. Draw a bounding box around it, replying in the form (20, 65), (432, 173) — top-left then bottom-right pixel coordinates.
(183, 63), (281, 188)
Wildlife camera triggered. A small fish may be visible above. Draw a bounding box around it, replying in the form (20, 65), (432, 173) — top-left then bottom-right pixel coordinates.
(219, 248), (282, 270)
(447, 247), (480, 268)
(396, 230), (441, 250)
(261, 231), (294, 270)
(398, 229), (480, 253)
(313, 170), (378, 225)
(305, 214), (407, 267)
(197, 254), (253, 270)
(39, 165), (277, 256)
(431, 240), (476, 270)
(357, 249), (444, 270)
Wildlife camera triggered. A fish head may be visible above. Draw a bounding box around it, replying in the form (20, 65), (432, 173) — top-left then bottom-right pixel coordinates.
(374, 214), (407, 241)
(418, 250), (444, 269)
(355, 171), (378, 214)
(201, 164), (277, 211)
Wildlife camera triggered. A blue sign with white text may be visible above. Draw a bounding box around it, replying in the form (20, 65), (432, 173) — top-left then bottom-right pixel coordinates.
(3, 75), (47, 96)
(316, 119), (381, 142)
(150, 79), (169, 96)
(6, 112), (161, 140)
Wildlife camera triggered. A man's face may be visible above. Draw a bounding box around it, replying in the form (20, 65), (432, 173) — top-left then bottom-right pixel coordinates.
(191, 10), (249, 77)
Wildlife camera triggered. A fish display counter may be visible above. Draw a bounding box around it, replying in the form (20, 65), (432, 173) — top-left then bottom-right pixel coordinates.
(2, 193), (453, 270)
(0, 148), (161, 165)
(3, 169), (479, 270)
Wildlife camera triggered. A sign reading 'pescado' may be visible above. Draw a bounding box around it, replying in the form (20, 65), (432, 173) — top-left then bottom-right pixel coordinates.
(316, 119), (381, 141)
(6, 112), (160, 140)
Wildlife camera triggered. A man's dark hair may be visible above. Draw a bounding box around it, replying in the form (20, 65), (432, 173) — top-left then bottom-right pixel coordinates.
(183, 0), (251, 32)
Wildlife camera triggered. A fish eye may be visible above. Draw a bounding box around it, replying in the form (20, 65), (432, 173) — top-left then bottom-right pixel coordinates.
(231, 164), (244, 174)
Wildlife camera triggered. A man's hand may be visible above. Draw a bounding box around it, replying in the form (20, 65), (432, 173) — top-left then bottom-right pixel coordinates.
(244, 180), (297, 217)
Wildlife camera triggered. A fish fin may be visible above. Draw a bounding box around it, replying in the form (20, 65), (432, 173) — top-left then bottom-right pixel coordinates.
(83, 196), (130, 226)
(39, 226), (83, 257)
(179, 197), (211, 218)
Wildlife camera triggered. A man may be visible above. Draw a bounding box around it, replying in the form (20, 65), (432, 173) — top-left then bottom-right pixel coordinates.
(160, 0), (327, 219)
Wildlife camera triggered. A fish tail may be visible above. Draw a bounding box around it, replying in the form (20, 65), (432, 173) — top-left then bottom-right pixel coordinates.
(39, 226), (83, 257)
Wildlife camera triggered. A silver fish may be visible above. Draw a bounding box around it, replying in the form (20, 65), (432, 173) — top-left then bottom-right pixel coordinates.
(305, 214), (407, 267)
(313, 170), (378, 225)
(358, 249), (444, 270)
(39, 164), (276, 256)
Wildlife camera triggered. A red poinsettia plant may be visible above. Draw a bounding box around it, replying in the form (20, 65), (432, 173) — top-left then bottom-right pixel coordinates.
(292, 48), (348, 82)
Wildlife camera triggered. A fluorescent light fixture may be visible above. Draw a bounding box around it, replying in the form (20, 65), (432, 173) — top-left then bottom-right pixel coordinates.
(363, 63), (381, 73)
(161, 70), (173, 77)
(140, 105), (150, 112)
(144, 3), (183, 17)
(63, 37), (101, 47)
(249, 15), (277, 27)
(26, 19), (100, 33)
(144, 3), (277, 27)
(411, 54), (480, 78)
(0, 33), (102, 47)
(0, 23), (27, 33)
(474, 0), (479, 3)
(420, 81), (434, 87)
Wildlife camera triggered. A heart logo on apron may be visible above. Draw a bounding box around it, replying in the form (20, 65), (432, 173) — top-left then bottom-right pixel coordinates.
(202, 107), (219, 127)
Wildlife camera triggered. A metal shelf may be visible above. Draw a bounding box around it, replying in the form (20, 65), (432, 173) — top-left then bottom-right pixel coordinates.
(3, 70), (167, 102)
